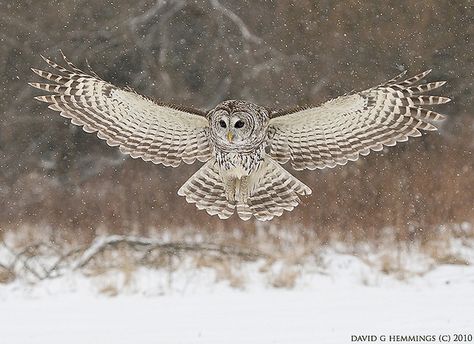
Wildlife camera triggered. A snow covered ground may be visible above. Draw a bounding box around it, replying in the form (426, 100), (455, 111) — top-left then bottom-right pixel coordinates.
(1, 248), (473, 344)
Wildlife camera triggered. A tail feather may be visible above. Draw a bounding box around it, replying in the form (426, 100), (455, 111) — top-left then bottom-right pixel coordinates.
(178, 157), (312, 221)
(236, 203), (253, 221)
(178, 160), (235, 219)
(239, 157), (311, 221)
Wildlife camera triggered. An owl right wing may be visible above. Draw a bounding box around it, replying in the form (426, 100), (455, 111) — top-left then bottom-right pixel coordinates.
(268, 70), (450, 170)
(30, 54), (211, 167)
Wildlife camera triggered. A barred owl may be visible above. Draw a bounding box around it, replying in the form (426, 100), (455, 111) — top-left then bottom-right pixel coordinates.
(30, 54), (450, 221)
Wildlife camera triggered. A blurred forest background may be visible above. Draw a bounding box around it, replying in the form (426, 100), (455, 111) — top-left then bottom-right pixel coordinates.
(0, 0), (473, 246)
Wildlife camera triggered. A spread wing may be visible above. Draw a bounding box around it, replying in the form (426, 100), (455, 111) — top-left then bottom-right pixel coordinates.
(268, 70), (450, 170)
(29, 53), (211, 167)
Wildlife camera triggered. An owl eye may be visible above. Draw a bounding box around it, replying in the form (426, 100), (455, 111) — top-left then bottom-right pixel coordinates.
(234, 120), (244, 128)
(219, 120), (227, 128)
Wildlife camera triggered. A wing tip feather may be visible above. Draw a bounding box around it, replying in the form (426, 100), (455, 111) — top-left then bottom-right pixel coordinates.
(34, 95), (51, 103)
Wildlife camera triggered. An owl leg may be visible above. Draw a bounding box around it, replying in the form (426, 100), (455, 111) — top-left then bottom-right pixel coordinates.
(235, 176), (252, 220)
(223, 177), (237, 202)
(237, 176), (249, 204)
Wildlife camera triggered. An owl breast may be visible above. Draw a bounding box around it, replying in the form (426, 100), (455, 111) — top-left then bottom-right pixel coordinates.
(215, 145), (265, 178)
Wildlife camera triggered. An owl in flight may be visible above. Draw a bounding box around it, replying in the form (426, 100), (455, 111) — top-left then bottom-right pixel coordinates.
(30, 54), (449, 221)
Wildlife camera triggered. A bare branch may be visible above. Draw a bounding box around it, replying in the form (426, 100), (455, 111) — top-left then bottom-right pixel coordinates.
(208, 0), (262, 44)
(0, 236), (268, 284)
(73, 235), (266, 270)
(128, 0), (168, 30)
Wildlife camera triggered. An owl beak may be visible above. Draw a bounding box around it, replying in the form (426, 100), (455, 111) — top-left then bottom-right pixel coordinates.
(226, 131), (234, 142)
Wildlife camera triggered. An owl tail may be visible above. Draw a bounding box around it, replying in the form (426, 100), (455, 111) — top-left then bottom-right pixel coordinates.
(177, 159), (236, 220)
(236, 157), (312, 221)
(177, 157), (312, 221)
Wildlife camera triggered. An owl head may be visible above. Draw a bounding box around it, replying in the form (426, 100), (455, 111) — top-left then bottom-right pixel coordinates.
(208, 100), (270, 151)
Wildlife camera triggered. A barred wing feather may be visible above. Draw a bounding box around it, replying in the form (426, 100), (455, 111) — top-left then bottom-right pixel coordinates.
(268, 70), (450, 170)
(30, 54), (211, 167)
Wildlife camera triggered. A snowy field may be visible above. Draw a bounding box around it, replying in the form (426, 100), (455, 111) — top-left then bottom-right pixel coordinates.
(1, 248), (473, 344)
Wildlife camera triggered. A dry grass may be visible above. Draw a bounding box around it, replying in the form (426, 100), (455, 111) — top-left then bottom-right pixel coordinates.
(0, 266), (15, 284)
(0, 223), (472, 294)
(269, 265), (300, 289)
(422, 239), (472, 267)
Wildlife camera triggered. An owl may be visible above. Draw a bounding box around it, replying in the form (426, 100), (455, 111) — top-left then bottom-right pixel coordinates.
(30, 53), (450, 221)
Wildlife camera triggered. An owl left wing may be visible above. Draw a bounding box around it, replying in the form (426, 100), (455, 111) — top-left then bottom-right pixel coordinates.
(30, 54), (211, 167)
(268, 70), (450, 170)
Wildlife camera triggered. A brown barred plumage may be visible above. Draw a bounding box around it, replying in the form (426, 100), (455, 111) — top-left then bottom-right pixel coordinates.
(30, 54), (211, 168)
(268, 70), (450, 170)
(30, 54), (450, 221)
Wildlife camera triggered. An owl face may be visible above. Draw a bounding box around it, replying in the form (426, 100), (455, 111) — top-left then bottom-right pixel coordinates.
(214, 110), (253, 144)
(208, 100), (270, 151)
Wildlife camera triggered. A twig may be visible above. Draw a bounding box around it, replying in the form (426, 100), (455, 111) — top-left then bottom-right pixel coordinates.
(208, 0), (262, 44)
(73, 235), (266, 270)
